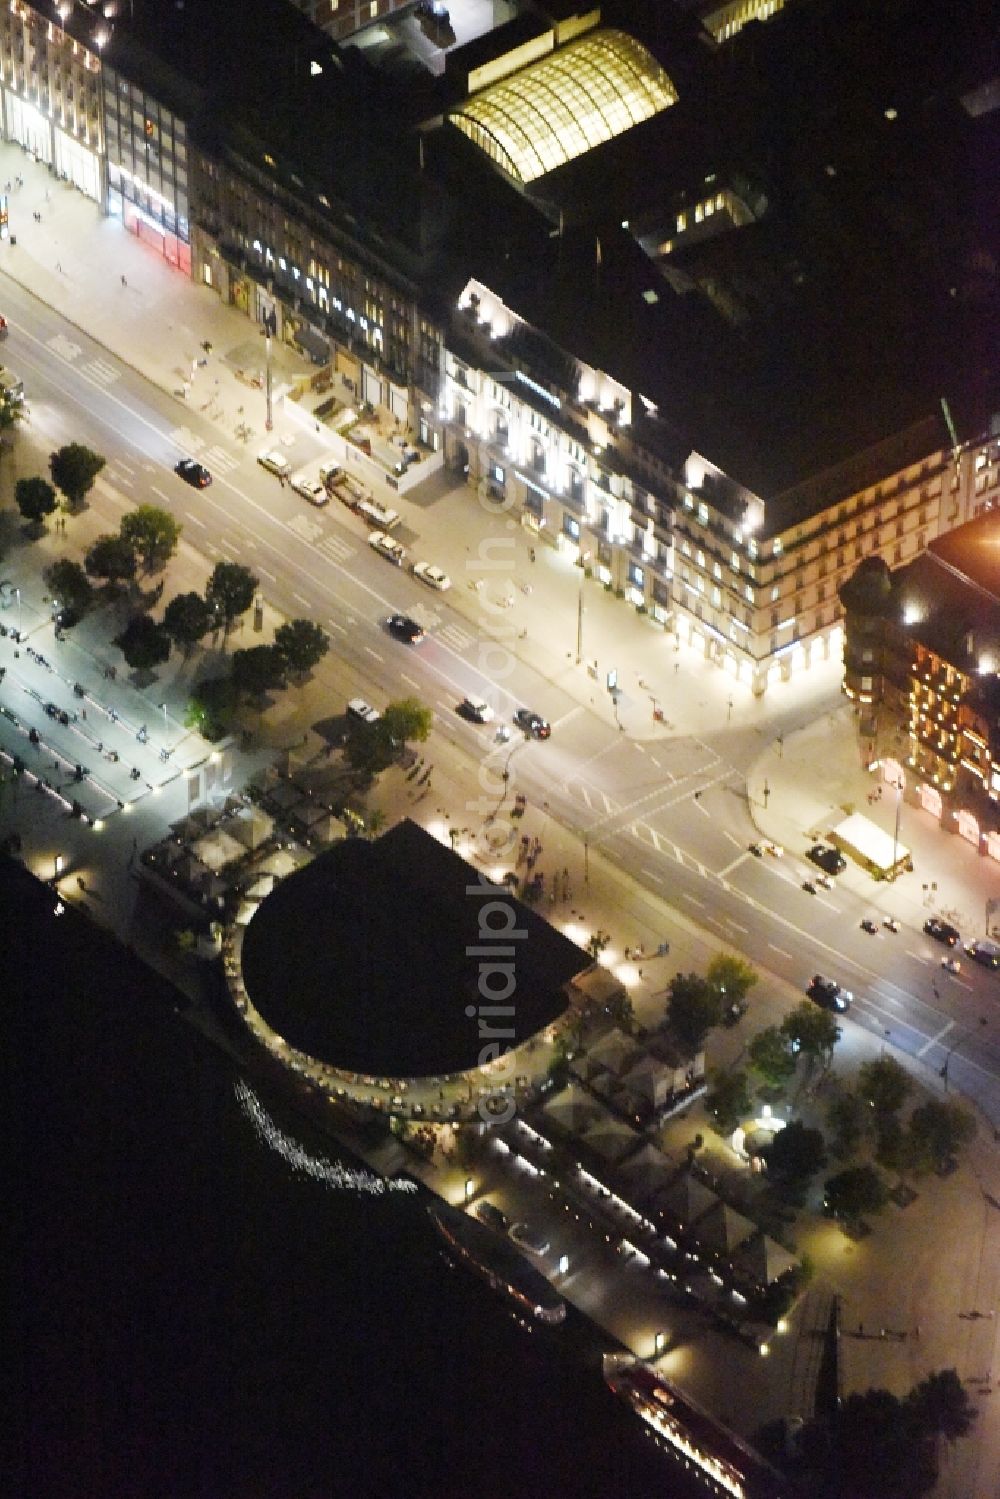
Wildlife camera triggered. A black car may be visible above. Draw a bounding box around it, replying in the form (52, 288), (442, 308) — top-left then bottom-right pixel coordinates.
(514, 708), (551, 740)
(807, 975), (852, 1012)
(924, 917), (960, 947)
(476, 1201), (509, 1232)
(807, 843), (846, 875)
(860, 918), (878, 934)
(386, 613), (424, 644)
(174, 457), (212, 488)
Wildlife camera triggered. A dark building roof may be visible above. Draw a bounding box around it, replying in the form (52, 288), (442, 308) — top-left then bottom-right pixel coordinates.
(97, 0), (999, 505)
(239, 820), (586, 1078)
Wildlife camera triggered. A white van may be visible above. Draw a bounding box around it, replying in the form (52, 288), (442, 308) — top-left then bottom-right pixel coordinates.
(357, 496), (400, 531)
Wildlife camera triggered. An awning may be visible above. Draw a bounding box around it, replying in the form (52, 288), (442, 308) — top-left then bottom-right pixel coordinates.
(293, 322), (330, 365)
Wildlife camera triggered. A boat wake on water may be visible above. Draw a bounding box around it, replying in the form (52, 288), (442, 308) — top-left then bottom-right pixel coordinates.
(235, 1078), (416, 1196)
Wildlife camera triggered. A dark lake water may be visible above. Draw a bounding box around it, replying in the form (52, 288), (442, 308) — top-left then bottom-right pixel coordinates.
(5, 859), (706, 1498)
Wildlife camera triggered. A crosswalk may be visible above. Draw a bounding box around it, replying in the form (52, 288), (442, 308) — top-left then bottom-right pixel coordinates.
(82, 357), (120, 388)
(286, 514), (356, 565)
(318, 532), (355, 565)
(201, 445), (240, 475)
(436, 622), (475, 652)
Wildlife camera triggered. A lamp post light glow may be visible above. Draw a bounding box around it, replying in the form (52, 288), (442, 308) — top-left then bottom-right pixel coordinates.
(464, 1177), (475, 1204)
(558, 1254), (569, 1275)
(654, 1331), (666, 1356)
(54, 853), (64, 879)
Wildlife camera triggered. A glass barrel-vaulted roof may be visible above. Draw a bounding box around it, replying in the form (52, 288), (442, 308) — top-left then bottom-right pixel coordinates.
(448, 29), (677, 185)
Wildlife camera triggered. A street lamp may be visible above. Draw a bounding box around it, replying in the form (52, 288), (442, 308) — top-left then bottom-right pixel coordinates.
(654, 1331), (666, 1356)
(762, 779), (770, 809)
(158, 701), (168, 726)
(890, 775), (903, 879)
(464, 1178), (475, 1204)
(54, 853), (64, 880)
(14, 584), (21, 639)
(727, 695), (734, 723)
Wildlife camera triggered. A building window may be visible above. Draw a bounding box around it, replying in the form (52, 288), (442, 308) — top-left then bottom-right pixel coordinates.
(491, 463), (505, 484)
(629, 562), (644, 588)
(563, 514), (580, 541)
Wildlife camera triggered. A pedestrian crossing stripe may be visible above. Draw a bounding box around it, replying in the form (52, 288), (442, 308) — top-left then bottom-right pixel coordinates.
(202, 446), (240, 474)
(287, 513), (324, 543)
(81, 359), (120, 388)
(318, 535), (355, 564)
(437, 624), (474, 651)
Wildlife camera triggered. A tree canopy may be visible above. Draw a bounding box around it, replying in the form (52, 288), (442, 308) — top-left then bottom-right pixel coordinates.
(50, 443), (105, 508)
(858, 1055), (912, 1120)
(119, 504), (181, 571)
(274, 617), (329, 676)
(764, 1119), (827, 1183)
(907, 1099), (976, 1174)
(44, 559), (93, 622)
(824, 1163), (888, 1221)
(747, 1025), (797, 1087)
(705, 1069), (751, 1132)
(206, 560), (258, 633)
(85, 533), (137, 586)
(231, 644), (286, 698)
(781, 1001), (841, 1063)
(114, 614), (171, 671)
(15, 476), (58, 525)
(666, 972), (722, 1053)
(826, 1088), (867, 1159)
(706, 952), (759, 1004)
(163, 591), (212, 654)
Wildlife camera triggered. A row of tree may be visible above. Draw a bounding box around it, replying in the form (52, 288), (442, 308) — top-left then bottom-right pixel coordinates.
(15, 443), (107, 523)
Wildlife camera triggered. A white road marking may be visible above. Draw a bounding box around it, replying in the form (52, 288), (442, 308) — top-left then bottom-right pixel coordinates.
(768, 943), (793, 959)
(401, 674), (420, 690)
(151, 486), (171, 504)
(692, 797), (711, 817)
(717, 852), (749, 879)
(682, 893), (705, 908)
(907, 950), (930, 965)
(727, 920), (749, 934)
(815, 895), (838, 912)
(83, 358), (120, 388)
(723, 831), (743, 848)
(364, 647), (383, 661)
(184, 511), (206, 528)
(579, 786), (592, 809)
(601, 792), (614, 814)
(553, 705), (585, 732)
(258, 568), (276, 582)
(292, 592), (310, 607)
(650, 756), (661, 768)
(327, 620), (346, 635)
(918, 1019), (955, 1058)
(641, 867), (664, 884)
(635, 743), (645, 755)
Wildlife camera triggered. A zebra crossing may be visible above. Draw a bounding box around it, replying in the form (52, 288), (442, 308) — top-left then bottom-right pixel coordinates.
(81, 357), (120, 389)
(436, 621), (475, 653)
(317, 532), (355, 565)
(201, 445), (240, 475)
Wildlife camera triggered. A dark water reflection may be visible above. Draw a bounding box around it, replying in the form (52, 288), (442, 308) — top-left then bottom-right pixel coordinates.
(5, 863), (702, 1498)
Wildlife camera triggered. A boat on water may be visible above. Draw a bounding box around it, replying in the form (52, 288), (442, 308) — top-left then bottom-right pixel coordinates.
(603, 1354), (790, 1499)
(428, 1200), (566, 1325)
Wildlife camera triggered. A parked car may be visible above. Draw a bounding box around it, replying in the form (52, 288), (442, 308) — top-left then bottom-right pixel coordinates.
(860, 918), (878, 934)
(413, 561), (451, 592)
(291, 472), (329, 505)
(807, 974), (852, 1011)
(807, 843), (846, 875)
(924, 917), (960, 947)
(368, 531), (407, 566)
(174, 457), (212, 488)
(347, 698), (380, 724)
(476, 1201), (510, 1232)
(319, 459), (343, 487)
(257, 448), (291, 477)
(386, 613), (424, 644)
(763, 841), (783, 858)
(357, 497), (401, 531)
(509, 1221), (549, 1256)
(514, 708), (551, 740)
(802, 880), (817, 895)
(458, 696), (495, 723)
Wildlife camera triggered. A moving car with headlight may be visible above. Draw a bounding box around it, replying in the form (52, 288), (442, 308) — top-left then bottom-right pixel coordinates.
(514, 708), (551, 740)
(807, 975), (852, 1011)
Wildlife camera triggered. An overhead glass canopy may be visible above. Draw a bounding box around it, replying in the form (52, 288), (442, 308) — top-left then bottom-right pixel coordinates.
(449, 29), (677, 185)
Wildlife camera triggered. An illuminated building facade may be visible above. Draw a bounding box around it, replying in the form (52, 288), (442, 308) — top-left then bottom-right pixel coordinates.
(0, 0), (103, 199)
(841, 493), (1000, 861)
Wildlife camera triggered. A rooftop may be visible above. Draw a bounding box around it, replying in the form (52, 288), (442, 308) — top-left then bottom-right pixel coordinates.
(239, 820), (586, 1078)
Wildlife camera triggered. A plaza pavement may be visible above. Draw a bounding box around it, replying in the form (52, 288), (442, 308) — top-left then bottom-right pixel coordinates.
(3, 144), (1000, 1492)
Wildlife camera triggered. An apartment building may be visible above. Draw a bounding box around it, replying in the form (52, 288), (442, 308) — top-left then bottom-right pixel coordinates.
(841, 489), (1000, 861)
